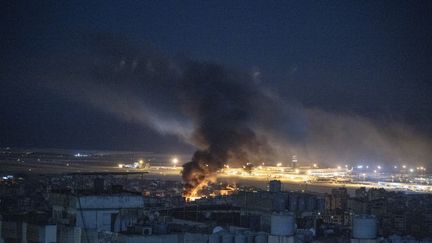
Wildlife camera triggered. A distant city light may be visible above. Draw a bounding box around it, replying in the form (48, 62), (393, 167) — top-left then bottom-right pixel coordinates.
(377, 165), (382, 170)
(276, 162), (282, 167)
(313, 163), (317, 168)
(402, 165), (407, 169)
(171, 157), (179, 165)
(409, 168), (414, 173)
(337, 166), (341, 170)
(357, 165), (363, 169)
(74, 153), (88, 158)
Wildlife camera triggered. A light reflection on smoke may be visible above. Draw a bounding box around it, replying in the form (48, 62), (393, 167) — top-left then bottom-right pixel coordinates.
(39, 34), (432, 197)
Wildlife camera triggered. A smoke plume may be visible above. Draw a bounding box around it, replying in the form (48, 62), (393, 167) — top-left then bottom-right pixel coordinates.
(34, 34), (432, 196)
(179, 63), (273, 197)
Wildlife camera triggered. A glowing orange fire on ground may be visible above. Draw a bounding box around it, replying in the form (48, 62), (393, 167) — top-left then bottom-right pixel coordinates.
(184, 179), (236, 202)
(184, 178), (212, 201)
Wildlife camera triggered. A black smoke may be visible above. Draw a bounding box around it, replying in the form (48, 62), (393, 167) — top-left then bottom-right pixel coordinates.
(31, 34), (432, 184)
(179, 63), (273, 195)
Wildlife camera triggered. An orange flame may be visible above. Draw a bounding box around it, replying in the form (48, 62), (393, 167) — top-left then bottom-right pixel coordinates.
(185, 179), (210, 201)
(184, 179), (236, 202)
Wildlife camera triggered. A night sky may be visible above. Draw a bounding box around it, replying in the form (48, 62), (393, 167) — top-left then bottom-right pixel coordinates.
(1, 1), (432, 161)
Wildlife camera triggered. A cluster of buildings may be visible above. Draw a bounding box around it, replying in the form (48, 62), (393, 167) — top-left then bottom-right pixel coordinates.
(1, 173), (432, 242)
(324, 187), (432, 238)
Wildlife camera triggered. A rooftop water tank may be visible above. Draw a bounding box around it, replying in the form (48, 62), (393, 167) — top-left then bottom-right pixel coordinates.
(352, 215), (377, 239)
(234, 233), (246, 243)
(271, 212), (295, 236)
(209, 233), (222, 243)
(272, 193), (287, 212)
(244, 232), (255, 243)
(255, 232), (268, 243)
(269, 180), (282, 192)
(213, 226), (224, 234)
(221, 232), (234, 243)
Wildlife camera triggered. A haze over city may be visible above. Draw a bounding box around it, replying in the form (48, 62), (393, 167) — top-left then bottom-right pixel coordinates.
(1, 1), (432, 242)
(2, 1), (432, 165)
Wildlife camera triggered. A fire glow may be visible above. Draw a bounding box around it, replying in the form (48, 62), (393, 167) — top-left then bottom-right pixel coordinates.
(184, 180), (237, 202)
(184, 177), (214, 201)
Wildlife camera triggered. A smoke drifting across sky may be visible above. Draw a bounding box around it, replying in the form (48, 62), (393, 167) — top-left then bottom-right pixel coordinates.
(40, 34), (431, 167)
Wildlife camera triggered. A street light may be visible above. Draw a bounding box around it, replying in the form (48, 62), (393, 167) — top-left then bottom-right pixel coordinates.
(172, 157), (179, 167)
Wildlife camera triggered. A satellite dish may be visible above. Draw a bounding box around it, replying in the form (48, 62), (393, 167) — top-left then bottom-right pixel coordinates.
(212, 226), (224, 234)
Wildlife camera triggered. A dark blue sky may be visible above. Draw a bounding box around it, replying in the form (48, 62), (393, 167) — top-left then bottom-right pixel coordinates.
(1, 0), (431, 153)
